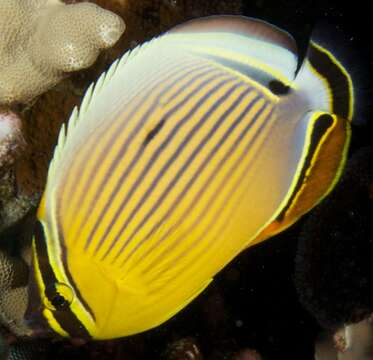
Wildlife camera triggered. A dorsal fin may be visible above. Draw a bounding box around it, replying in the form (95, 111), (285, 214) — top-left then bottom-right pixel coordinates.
(47, 15), (298, 183)
(169, 15), (297, 55)
(47, 38), (159, 182)
(167, 15), (298, 85)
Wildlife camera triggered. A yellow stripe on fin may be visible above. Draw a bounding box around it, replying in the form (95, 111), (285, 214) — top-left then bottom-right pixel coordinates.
(253, 111), (350, 244)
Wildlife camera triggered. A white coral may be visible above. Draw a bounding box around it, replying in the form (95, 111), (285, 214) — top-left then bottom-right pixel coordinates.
(0, 0), (125, 105)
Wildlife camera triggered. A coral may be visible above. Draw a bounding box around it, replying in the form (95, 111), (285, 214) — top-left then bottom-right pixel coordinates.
(0, 0), (125, 231)
(315, 318), (373, 360)
(0, 250), (30, 337)
(163, 338), (203, 360)
(232, 349), (263, 360)
(0, 0), (125, 105)
(0, 340), (48, 360)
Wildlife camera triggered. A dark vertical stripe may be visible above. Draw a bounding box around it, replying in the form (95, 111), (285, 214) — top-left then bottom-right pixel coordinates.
(97, 78), (241, 258)
(55, 219), (96, 321)
(79, 64), (215, 250)
(64, 60), (207, 237)
(308, 42), (351, 119)
(136, 103), (273, 272)
(115, 95), (267, 266)
(149, 108), (275, 281)
(62, 56), (188, 203)
(33, 221), (91, 339)
(146, 113), (276, 297)
(84, 68), (225, 252)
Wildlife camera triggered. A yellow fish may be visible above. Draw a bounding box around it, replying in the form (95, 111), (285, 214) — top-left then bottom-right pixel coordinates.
(26, 15), (353, 340)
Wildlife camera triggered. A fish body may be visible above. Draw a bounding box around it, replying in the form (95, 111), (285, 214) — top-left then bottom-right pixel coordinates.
(26, 16), (353, 339)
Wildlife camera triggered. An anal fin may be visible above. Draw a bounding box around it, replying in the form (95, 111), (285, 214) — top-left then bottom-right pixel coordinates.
(251, 111), (351, 246)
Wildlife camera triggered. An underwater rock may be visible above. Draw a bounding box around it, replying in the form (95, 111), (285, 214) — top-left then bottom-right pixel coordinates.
(295, 147), (373, 329)
(231, 349), (262, 360)
(0, 336), (7, 360)
(336, 318), (373, 360)
(163, 337), (203, 360)
(5, 340), (48, 360)
(0, 110), (36, 233)
(0, 189), (38, 236)
(0, 111), (24, 169)
(315, 318), (373, 360)
(0, 250), (30, 337)
(0, 0), (125, 105)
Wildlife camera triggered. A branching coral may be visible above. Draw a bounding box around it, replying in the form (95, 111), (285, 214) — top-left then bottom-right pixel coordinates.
(0, 0), (125, 105)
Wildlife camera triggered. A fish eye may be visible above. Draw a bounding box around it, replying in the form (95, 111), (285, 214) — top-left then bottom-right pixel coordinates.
(51, 294), (68, 309)
(44, 282), (74, 311)
(268, 80), (291, 95)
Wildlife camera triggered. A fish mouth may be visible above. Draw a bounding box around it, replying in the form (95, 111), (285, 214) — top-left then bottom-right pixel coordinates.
(24, 296), (58, 338)
(25, 264), (55, 338)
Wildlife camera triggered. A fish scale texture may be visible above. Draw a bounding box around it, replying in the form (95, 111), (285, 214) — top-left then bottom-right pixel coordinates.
(0, 0), (125, 105)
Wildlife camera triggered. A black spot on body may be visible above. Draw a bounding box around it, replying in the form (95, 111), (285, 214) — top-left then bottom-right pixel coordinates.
(143, 119), (166, 146)
(269, 80), (291, 95)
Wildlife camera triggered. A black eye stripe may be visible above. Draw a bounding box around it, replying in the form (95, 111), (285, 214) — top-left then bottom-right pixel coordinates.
(33, 220), (91, 339)
(34, 221), (58, 291)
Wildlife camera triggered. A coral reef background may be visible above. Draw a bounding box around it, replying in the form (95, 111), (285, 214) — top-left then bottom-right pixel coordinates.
(0, 0), (372, 359)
